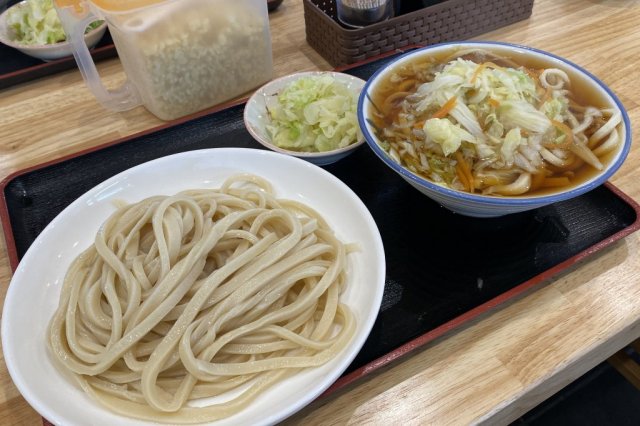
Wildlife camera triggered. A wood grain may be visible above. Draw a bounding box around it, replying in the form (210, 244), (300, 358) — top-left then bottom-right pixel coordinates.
(1, 0), (640, 424)
(609, 349), (640, 391)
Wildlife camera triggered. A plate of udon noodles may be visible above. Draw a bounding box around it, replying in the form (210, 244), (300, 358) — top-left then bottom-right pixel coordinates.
(1, 148), (386, 425)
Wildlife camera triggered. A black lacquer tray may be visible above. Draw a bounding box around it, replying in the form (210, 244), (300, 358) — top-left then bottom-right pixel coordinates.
(2, 50), (639, 398)
(0, 0), (117, 90)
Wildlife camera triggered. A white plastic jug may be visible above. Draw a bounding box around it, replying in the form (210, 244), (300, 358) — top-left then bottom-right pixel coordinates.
(55, 0), (273, 120)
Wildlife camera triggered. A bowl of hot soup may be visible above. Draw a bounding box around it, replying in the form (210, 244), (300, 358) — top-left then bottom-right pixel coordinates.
(358, 41), (631, 217)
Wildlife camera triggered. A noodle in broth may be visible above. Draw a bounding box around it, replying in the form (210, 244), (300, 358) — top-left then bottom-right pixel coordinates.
(47, 174), (355, 423)
(369, 49), (622, 196)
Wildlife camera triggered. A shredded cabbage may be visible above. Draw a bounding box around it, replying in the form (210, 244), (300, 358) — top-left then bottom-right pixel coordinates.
(6, 0), (102, 45)
(541, 96), (568, 121)
(404, 58), (557, 167)
(265, 75), (362, 152)
(498, 100), (551, 133)
(372, 51), (616, 195)
(424, 118), (475, 156)
(500, 128), (523, 166)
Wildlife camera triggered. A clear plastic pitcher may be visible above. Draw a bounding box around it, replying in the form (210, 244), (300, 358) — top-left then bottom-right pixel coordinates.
(54, 0), (273, 120)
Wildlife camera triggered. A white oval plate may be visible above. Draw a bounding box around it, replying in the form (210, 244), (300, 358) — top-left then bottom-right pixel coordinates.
(1, 148), (386, 426)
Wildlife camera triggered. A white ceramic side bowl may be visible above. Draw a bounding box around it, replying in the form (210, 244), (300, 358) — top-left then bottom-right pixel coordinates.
(358, 41), (632, 218)
(0, 2), (107, 62)
(244, 71), (366, 166)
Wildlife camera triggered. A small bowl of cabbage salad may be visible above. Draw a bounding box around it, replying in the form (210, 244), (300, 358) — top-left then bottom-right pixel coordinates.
(0, 0), (106, 61)
(244, 71), (366, 166)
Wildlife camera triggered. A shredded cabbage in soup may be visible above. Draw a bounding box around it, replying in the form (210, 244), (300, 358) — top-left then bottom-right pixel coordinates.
(369, 50), (622, 196)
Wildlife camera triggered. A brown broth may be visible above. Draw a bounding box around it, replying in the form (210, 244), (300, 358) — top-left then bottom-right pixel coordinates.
(368, 47), (622, 197)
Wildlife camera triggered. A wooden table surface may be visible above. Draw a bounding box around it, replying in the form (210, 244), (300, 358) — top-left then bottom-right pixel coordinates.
(1, 0), (640, 424)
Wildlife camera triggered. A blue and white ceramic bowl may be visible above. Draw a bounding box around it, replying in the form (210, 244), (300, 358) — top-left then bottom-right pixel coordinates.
(358, 41), (631, 217)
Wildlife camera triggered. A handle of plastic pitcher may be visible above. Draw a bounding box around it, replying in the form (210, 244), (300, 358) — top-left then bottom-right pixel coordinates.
(54, 0), (141, 111)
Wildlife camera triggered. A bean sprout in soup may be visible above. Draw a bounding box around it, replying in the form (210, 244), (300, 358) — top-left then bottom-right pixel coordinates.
(368, 49), (622, 196)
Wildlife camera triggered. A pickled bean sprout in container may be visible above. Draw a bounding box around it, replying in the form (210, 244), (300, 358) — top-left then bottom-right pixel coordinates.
(54, 0), (273, 120)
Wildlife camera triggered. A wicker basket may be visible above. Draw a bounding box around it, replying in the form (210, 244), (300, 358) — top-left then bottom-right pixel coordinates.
(304, 0), (534, 66)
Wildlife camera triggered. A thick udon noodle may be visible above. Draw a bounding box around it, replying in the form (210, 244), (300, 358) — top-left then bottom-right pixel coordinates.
(48, 174), (355, 423)
(370, 49), (622, 196)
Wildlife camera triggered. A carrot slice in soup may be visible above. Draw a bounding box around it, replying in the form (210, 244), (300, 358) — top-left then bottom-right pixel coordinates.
(432, 96), (458, 119)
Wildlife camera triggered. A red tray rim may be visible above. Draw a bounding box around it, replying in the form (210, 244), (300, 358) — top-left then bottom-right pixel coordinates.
(323, 179), (640, 396)
(0, 43), (117, 88)
(1, 46), (639, 424)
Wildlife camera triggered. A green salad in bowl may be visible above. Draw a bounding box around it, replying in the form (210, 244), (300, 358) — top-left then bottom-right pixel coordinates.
(244, 71), (366, 166)
(265, 74), (362, 153)
(0, 0), (106, 60)
(7, 0), (69, 44)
